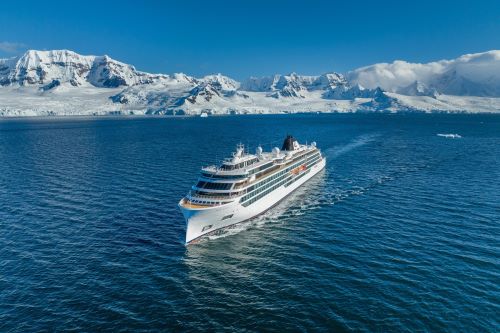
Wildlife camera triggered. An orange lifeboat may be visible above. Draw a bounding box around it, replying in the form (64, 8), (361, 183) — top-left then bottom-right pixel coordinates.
(291, 164), (307, 175)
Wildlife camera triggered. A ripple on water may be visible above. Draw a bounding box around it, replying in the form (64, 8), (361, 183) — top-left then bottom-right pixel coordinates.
(0, 114), (499, 332)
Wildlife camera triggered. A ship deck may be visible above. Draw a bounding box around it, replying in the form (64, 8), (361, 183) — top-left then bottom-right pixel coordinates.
(180, 201), (212, 209)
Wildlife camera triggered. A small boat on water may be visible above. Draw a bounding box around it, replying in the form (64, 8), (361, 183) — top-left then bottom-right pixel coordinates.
(178, 135), (326, 244)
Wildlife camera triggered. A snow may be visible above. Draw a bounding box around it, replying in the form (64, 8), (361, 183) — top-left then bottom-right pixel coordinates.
(0, 85), (127, 117)
(0, 49), (499, 117)
(0, 49), (166, 88)
(347, 50), (500, 97)
(201, 74), (240, 91)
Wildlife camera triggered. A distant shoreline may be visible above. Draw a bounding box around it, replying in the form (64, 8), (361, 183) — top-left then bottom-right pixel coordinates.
(1, 110), (499, 121)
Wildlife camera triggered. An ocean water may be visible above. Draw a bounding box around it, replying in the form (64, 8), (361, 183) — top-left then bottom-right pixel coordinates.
(0, 114), (499, 332)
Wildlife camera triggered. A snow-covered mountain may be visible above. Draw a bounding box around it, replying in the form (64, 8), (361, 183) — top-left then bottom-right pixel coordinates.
(0, 49), (499, 116)
(347, 50), (500, 97)
(0, 50), (164, 88)
(398, 81), (439, 98)
(240, 72), (347, 98)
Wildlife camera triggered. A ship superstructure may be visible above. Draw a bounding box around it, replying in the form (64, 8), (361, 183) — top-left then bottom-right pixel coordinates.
(179, 135), (326, 244)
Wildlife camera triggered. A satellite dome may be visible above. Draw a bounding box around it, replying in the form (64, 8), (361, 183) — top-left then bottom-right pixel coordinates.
(256, 146), (263, 156)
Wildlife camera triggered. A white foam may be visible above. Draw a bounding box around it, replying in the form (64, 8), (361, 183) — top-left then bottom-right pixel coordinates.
(437, 133), (462, 139)
(324, 133), (379, 159)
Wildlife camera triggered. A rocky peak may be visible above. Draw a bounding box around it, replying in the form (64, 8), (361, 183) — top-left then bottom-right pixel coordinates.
(398, 80), (439, 98)
(0, 49), (159, 88)
(201, 73), (240, 92)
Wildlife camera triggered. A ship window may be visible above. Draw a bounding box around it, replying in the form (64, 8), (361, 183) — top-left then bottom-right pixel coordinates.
(194, 190), (233, 197)
(202, 173), (247, 179)
(196, 181), (232, 190)
(234, 181), (246, 189)
(259, 162), (273, 171)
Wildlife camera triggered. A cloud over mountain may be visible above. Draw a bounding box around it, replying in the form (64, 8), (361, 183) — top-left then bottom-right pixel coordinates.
(347, 51), (500, 97)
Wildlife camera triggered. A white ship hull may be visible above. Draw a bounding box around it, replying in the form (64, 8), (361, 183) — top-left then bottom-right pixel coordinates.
(179, 157), (326, 244)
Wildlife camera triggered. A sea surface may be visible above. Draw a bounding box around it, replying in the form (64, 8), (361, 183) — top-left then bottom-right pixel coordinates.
(0, 114), (499, 332)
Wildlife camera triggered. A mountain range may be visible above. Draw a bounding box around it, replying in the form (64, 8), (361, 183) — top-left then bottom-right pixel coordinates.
(0, 49), (499, 116)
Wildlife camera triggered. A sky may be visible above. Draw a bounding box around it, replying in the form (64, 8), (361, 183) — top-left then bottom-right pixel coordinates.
(0, 0), (498, 80)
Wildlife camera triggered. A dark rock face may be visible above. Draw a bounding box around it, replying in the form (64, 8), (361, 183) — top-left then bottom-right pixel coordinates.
(360, 88), (405, 111)
(322, 84), (378, 100)
(184, 84), (220, 104)
(101, 76), (127, 88)
(110, 94), (129, 104)
(40, 79), (61, 91)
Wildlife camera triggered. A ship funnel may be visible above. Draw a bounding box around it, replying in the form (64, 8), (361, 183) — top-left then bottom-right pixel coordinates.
(282, 135), (298, 151)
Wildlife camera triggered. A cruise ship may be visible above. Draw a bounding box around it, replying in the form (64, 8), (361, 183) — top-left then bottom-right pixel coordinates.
(178, 135), (326, 244)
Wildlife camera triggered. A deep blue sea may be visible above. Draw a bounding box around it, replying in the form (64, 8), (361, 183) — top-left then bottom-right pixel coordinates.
(0, 114), (499, 332)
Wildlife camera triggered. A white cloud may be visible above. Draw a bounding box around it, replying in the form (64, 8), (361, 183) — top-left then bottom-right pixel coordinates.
(0, 41), (26, 53)
(347, 50), (500, 94)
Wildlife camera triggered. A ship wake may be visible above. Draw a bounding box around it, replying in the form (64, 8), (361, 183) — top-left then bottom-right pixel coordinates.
(323, 133), (380, 159)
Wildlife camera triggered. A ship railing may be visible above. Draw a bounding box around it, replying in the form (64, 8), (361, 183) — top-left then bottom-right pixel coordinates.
(201, 165), (219, 172)
(187, 190), (244, 200)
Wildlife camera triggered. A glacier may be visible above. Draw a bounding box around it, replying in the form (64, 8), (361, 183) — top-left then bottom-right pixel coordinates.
(0, 49), (499, 116)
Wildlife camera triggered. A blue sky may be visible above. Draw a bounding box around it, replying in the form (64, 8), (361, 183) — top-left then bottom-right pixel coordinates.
(0, 0), (498, 79)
